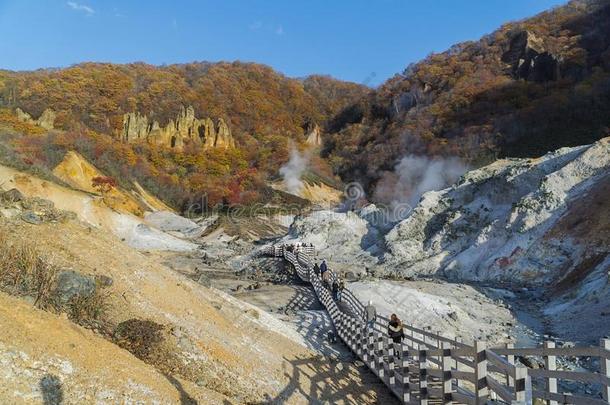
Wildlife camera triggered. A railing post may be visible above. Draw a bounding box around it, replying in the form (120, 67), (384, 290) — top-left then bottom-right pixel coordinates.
(419, 349), (428, 405)
(337, 313), (344, 340)
(506, 342), (515, 388)
(386, 335), (396, 386)
(441, 342), (452, 404)
(544, 341), (557, 405)
(437, 330), (443, 365)
(513, 364), (530, 404)
(474, 341), (488, 404)
(601, 338), (610, 403)
(376, 332), (385, 379)
(347, 318), (355, 352)
(356, 324), (364, 359)
(401, 347), (411, 403)
(367, 328), (375, 369)
(455, 337), (462, 390)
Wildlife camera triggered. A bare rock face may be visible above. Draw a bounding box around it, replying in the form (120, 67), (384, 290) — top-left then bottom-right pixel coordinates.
(201, 117), (217, 148)
(120, 106), (235, 150)
(304, 122), (322, 146)
(122, 112), (150, 142)
(383, 137), (610, 286)
(502, 30), (560, 82)
(37, 109), (56, 130)
(215, 118), (235, 148)
(15, 108), (31, 123)
(15, 108), (56, 130)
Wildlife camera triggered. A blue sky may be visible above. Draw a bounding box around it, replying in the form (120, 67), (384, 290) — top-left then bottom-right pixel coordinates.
(0, 0), (567, 86)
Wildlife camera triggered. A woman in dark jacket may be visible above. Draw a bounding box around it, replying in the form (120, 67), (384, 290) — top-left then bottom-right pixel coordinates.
(388, 313), (404, 359)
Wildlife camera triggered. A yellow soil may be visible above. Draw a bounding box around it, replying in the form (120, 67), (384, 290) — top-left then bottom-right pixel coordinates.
(0, 216), (395, 403)
(271, 180), (342, 206)
(299, 182), (342, 206)
(0, 163), (396, 403)
(131, 180), (174, 212)
(0, 291), (232, 404)
(52, 150), (172, 216)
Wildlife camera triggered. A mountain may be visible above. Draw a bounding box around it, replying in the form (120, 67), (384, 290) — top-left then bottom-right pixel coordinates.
(0, 62), (368, 140)
(323, 0), (610, 198)
(284, 136), (610, 343)
(0, 62), (368, 209)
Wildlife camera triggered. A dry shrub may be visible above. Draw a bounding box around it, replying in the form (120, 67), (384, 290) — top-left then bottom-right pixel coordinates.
(0, 230), (109, 326)
(66, 289), (110, 327)
(113, 319), (183, 374)
(0, 232), (58, 309)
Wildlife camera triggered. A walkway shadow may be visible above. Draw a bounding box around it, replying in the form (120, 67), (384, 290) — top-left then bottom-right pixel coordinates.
(285, 285), (322, 312)
(163, 373), (198, 405)
(40, 374), (63, 405)
(254, 354), (399, 404)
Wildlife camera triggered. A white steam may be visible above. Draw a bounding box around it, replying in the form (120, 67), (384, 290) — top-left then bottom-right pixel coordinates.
(280, 147), (310, 194)
(374, 155), (468, 207)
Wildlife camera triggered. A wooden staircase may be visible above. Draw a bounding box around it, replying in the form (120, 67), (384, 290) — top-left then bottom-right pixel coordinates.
(260, 245), (610, 405)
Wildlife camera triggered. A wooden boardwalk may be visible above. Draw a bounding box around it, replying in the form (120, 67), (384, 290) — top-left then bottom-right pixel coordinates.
(261, 245), (610, 405)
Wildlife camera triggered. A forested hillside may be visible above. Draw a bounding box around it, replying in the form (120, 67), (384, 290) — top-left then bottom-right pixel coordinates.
(0, 62), (367, 139)
(0, 62), (367, 209)
(323, 0), (610, 194)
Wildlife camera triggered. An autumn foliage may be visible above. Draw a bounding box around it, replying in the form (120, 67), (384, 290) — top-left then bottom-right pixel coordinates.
(92, 176), (117, 194)
(0, 62), (366, 209)
(324, 0), (610, 194)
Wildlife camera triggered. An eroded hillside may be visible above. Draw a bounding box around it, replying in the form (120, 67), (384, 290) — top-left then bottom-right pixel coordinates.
(324, 0), (610, 198)
(0, 161), (397, 403)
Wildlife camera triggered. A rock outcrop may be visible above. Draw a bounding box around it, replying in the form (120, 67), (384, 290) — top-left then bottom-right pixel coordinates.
(15, 108), (56, 130)
(383, 136), (610, 286)
(304, 122), (322, 146)
(280, 209), (380, 273)
(502, 30), (560, 82)
(121, 106), (235, 150)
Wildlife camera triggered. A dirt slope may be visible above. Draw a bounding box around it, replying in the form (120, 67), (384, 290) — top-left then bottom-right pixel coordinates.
(0, 197), (395, 402)
(0, 163), (195, 251)
(0, 291), (231, 404)
(53, 150), (172, 215)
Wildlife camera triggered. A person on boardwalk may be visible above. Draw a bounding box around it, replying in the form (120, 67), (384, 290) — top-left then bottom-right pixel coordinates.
(319, 260), (327, 275)
(388, 313), (405, 359)
(319, 260), (329, 287)
(332, 280), (339, 301)
(337, 279), (345, 302)
(364, 300), (376, 329)
(322, 268), (331, 288)
(313, 262), (320, 276)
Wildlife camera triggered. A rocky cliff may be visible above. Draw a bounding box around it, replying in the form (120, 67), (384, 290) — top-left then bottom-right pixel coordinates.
(15, 108), (55, 130)
(383, 136), (610, 288)
(121, 105), (235, 150)
(304, 121), (322, 146)
(501, 30), (561, 82)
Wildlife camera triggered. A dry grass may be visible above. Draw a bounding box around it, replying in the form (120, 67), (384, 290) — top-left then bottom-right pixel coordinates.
(113, 319), (182, 374)
(0, 231), (59, 309)
(0, 229), (109, 325)
(66, 288), (110, 327)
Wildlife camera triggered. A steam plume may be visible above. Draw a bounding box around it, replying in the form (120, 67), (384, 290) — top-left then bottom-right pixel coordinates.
(280, 146), (309, 194)
(374, 155), (468, 207)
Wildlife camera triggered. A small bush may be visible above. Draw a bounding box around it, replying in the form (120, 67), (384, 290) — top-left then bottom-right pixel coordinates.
(113, 319), (182, 374)
(66, 289), (109, 327)
(0, 233), (59, 309)
(0, 231), (109, 325)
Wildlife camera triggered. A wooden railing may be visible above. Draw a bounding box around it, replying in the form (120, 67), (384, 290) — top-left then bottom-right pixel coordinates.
(260, 245), (610, 404)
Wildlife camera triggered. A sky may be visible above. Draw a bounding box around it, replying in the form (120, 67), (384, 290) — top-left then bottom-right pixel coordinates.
(0, 0), (567, 86)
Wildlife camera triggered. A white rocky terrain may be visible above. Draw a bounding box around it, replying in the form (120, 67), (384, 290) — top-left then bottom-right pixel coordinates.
(383, 136), (609, 287)
(283, 137), (610, 343)
(348, 279), (516, 345)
